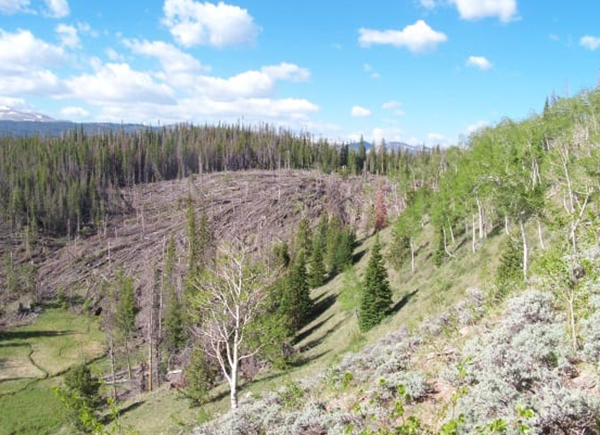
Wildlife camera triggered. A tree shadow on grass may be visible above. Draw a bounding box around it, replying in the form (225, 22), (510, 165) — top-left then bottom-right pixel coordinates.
(0, 330), (74, 342)
(294, 314), (333, 344)
(310, 294), (336, 320)
(352, 249), (366, 265)
(115, 400), (146, 419)
(390, 289), (418, 315)
(298, 319), (344, 353)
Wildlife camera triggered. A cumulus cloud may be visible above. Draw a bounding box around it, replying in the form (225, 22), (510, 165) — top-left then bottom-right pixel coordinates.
(262, 62), (310, 82)
(0, 96), (26, 107)
(450, 0), (517, 22)
(0, 29), (65, 73)
(0, 0), (30, 14)
(66, 62), (177, 105)
(162, 0), (261, 47)
(60, 106), (89, 118)
(358, 20), (447, 52)
(351, 106), (372, 118)
(56, 24), (80, 48)
(43, 0), (69, 17)
(466, 55), (492, 70)
(0, 70), (64, 96)
(125, 39), (207, 75)
(580, 35), (600, 51)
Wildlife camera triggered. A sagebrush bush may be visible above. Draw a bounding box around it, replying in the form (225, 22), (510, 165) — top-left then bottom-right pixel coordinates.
(449, 290), (596, 434)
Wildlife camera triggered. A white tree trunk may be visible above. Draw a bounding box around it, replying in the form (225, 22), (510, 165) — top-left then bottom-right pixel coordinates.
(477, 197), (484, 239)
(537, 218), (545, 251)
(519, 216), (528, 281)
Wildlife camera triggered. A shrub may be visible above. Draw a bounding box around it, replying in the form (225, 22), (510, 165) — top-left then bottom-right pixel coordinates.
(450, 290), (581, 433)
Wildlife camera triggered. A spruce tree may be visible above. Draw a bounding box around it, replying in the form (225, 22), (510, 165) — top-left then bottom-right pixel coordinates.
(308, 235), (326, 288)
(359, 236), (392, 332)
(281, 250), (312, 331)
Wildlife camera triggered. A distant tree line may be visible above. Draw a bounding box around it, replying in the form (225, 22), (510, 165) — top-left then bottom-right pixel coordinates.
(0, 123), (440, 238)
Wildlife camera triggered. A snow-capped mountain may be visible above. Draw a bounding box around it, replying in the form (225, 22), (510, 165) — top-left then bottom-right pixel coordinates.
(0, 106), (55, 122)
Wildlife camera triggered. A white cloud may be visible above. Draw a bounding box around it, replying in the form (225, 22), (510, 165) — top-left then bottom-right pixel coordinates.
(184, 62), (309, 101)
(106, 48), (124, 61)
(0, 29), (65, 73)
(125, 39), (207, 75)
(419, 0), (437, 9)
(359, 20), (447, 53)
(56, 24), (80, 48)
(66, 62), (177, 105)
(43, 0), (69, 17)
(371, 127), (404, 144)
(0, 96), (26, 107)
(382, 100), (401, 110)
(60, 106), (89, 118)
(0, 0), (30, 14)
(466, 55), (492, 70)
(580, 35), (600, 51)
(450, 0), (517, 22)
(351, 106), (372, 118)
(262, 62), (310, 82)
(382, 100), (405, 115)
(162, 0), (260, 47)
(0, 29), (67, 96)
(0, 70), (64, 96)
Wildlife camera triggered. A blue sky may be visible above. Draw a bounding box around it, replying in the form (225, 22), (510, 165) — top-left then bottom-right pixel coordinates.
(0, 0), (599, 145)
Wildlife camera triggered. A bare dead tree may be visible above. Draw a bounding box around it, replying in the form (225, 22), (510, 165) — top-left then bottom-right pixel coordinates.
(190, 239), (273, 410)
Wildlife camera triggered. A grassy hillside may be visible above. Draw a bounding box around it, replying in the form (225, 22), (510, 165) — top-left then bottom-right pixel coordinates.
(189, 89), (600, 434)
(3, 89), (600, 434)
(0, 309), (104, 435)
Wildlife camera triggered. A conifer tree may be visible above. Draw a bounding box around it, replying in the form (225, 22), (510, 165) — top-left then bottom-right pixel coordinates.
(359, 236), (392, 332)
(115, 270), (136, 379)
(308, 235), (326, 288)
(281, 250), (312, 331)
(272, 241), (291, 269)
(294, 218), (312, 259)
(163, 234), (184, 352)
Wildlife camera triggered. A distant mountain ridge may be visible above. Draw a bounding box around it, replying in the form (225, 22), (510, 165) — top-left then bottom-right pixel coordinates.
(0, 107), (151, 137)
(0, 106), (56, 122)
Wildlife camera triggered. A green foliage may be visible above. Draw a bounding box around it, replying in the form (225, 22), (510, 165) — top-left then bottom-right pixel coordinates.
(308, 233), (326, 288)
(183, 345), (214, 407)
(271, 241), (291, 269)
(164, 287), (184, 352)
(359, 236), (392, 332)
(339, 267), (361, 314)
(325, 216), (355, 275)
(494, 235), (524, 299)
(163, 234), (185, 352)
(294, 218), (312, 259)
(280, 250), (312, 331)
(115, 270), (136, 339)
(54, 363), (104, 433)
(278, 379), (306, 409)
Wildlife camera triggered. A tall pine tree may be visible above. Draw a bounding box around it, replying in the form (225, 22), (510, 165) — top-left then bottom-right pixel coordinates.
(359, 236), (392, 332)
(308, 234), (326, 288)
(280, 250), (312, 331)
